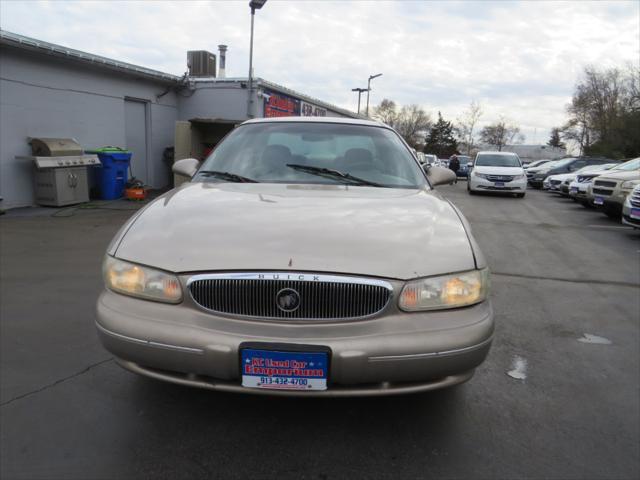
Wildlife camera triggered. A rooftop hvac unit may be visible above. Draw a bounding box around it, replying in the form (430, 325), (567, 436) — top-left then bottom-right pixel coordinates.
(187, 50), (216, 77)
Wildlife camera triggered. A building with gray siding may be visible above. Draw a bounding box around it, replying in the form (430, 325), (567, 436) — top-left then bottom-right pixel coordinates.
(0, 30), (357, 209)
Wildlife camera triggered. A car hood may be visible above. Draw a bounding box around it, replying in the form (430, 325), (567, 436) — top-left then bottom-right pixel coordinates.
(473, 166), (524, 175)
(548, 173), (575, 181)
(596, 170), (640, 181)
(527, 165), (554, 173)
(112, 182), (477, 280)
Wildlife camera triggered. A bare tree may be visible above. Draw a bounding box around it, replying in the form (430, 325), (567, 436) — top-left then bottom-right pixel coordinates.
(373, 100), (432, 148)
(455, 100), (483, 155)
(395, 105), (432, 148)
(561, 86), (593, 155)
(561, 65), (640, 157)
(479, 118), (521, 151)
(373, 99), (398, 128)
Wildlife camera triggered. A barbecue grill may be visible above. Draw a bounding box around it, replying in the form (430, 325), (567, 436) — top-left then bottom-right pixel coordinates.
(17, 138), (99, 206)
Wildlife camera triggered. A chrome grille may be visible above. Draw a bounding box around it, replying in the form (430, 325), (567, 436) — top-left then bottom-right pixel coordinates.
(630, 186), (640, 207)
(594, 180), (617, 188)
(593, 188), (613, 196)
(486, 175), (514, 182)
(188, 273), (393, 320)
(576, 175), (596, 183)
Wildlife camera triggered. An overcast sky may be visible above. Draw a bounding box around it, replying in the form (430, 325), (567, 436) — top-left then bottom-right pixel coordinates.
(1, 0), (638, 145)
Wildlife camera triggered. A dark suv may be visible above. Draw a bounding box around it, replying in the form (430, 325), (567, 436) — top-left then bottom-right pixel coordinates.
(528, 156), (614, 188)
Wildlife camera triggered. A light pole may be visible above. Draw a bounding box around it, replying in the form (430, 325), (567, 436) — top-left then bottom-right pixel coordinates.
(247, 0), (267, 118)
(365, 73), (382, 117)
(351, 87), (368, 115)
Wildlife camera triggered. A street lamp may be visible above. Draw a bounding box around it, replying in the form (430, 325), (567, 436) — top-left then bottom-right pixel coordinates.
(247, 0), (267, 118)
(351, 87), (368, 115)
(365, 73), (382, 117)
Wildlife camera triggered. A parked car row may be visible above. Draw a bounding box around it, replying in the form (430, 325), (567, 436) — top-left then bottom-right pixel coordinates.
(540, 157), (640, 226)
(526, 156), (614, 188)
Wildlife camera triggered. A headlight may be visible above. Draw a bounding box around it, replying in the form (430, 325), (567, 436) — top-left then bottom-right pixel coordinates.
(512, 174), (525, 180)
(473, 172), (489, 179)
(621, 181), (638, 190)
(103, 256), (182, 303)
(399, 268), (490, 311)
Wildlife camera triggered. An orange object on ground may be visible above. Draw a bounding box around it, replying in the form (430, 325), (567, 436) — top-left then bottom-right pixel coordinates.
(125, 187), (147, 201)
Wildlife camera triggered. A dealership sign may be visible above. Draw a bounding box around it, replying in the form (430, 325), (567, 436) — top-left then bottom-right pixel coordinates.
(264, 91), (300, 117)
(263, 90), (327, 118)
(301, 102), (327, 117)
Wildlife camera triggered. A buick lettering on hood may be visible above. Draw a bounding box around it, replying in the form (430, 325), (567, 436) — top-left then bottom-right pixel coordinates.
(97, 117), (493, 396)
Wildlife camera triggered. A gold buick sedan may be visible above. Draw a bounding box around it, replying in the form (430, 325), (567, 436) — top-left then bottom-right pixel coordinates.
(96, 117), (493, 396)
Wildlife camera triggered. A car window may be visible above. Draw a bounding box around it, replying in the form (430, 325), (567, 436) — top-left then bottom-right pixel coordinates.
(197, 122), (426, 188)
(569, 160), (586, 170)
(612, 158), (640, 171)
(475, 154), (521, 167)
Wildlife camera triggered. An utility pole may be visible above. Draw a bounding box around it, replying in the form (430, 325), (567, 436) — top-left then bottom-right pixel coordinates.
(351, 87), (368, 115)
(247, 0), (267, 118)
(365, 73), (382, 117)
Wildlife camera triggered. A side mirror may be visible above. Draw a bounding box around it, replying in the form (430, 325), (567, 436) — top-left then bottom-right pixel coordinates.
(172, 158), (200, 178)
(467, 162), (473, 168)
(425, 166), (457, 186)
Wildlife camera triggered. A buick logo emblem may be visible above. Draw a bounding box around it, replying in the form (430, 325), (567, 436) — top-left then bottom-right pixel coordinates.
(276, 288), (301, 312)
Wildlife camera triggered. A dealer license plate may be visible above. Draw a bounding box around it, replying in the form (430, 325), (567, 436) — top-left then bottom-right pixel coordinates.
(594, 196), (604, 205)
(631, 208), (640, 219)
(241, 348), (328, 391)
(494, 181), (505, 187)
(570, 186), (578, 193)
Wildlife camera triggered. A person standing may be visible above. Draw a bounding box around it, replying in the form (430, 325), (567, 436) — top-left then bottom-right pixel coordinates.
(449, 154), (460, 184)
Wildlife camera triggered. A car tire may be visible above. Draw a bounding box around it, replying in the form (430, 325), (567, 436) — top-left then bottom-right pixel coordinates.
(516, 193), (525, 198)
(604, 209), (620, 219)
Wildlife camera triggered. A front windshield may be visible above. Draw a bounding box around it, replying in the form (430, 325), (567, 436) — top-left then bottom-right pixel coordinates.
(612, 157), (640, 171)
(552, 157), (577, 168)
(475, 153), (522, 167)
(529, 160), (549, 168)
(542, 160), (560, 169)
(197, 122), (426, 188)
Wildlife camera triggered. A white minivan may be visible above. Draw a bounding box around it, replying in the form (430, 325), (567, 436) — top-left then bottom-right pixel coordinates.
(467, 151), (527, 197)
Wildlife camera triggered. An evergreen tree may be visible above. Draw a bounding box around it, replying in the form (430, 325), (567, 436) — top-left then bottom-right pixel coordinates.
(423, 112), (458, 157)
(547, 127), (566, 148)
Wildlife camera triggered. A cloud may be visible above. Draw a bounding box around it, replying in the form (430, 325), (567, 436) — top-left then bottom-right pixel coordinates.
(1, 0), (638, 143)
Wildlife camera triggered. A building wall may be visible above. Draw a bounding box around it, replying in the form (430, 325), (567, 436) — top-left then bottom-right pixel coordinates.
(178, 82), (250, 122)
(0, 46), (178, 208)
(0, 44), (356, 209)
(177, 80), (354, 123)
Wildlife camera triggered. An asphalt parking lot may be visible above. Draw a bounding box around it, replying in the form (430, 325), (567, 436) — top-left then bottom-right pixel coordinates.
(1, 184), (639, 480)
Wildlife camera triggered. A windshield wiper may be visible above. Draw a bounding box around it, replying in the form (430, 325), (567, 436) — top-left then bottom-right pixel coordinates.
(286, 164), (384, 187)
(198, 170), (259, 183)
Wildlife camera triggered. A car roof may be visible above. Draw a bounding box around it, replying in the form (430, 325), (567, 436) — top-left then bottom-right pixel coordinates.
(241, 116), (387, 128)
(476, 151), (519, 155)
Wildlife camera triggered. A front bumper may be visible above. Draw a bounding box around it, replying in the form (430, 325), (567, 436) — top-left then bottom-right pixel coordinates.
(96, 289), (494, 396)
(568, 183), (588, 199)
(469, 176), (526, 193)
(622, 202), (640, 228)
(528, 175), (546, 188)
(592, 190), (632, 213)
